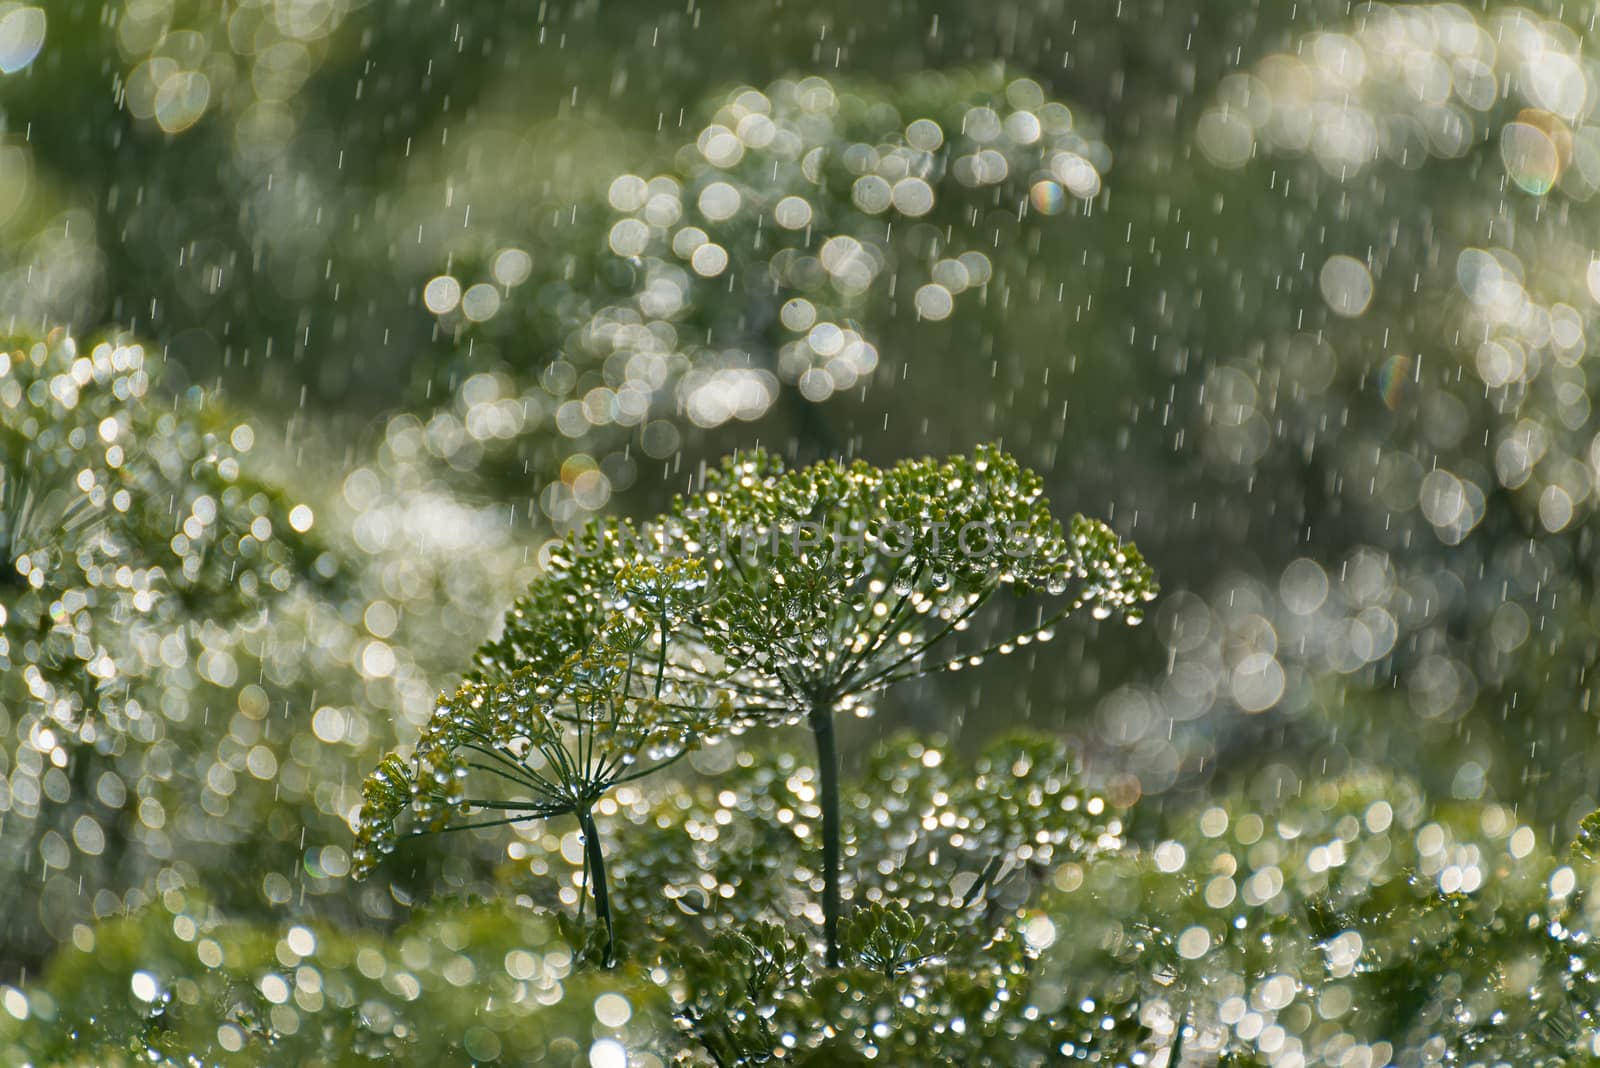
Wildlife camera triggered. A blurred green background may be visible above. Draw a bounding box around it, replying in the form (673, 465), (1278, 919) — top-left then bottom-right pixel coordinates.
(5, 0), (1600, 1058)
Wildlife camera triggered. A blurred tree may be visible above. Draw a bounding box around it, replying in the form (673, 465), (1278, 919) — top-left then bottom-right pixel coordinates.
(0, 330), (328, 973)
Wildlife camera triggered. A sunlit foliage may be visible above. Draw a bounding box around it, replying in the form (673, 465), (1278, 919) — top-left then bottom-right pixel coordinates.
(359, 446), (1153, 967)
(0, 330), (327, 963)
(14, 732), (1600, 1065)
(0, 891), (665, 1067)
(1107, 0), (1600, 819)
(406, 71), (1112, 520)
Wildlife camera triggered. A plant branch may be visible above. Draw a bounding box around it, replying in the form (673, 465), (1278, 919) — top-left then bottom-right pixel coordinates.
(577, 806), (615, 967)
(808, 700), (843, 968)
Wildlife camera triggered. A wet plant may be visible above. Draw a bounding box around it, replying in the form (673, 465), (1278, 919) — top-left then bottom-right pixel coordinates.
(405, 70), (1113, 516)
(25, 726), (1600, 1065)
(641, 445), (1156, 965)
(0, 329), (328, 966)
(628, 731), (1143, 1062)
(366, 446), (1155, 968)
(354, 559), (719, 964)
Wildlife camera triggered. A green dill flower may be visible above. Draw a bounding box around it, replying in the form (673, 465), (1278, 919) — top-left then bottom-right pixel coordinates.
(356, 576), (718, 963)
(363, 446), (1154, 968)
